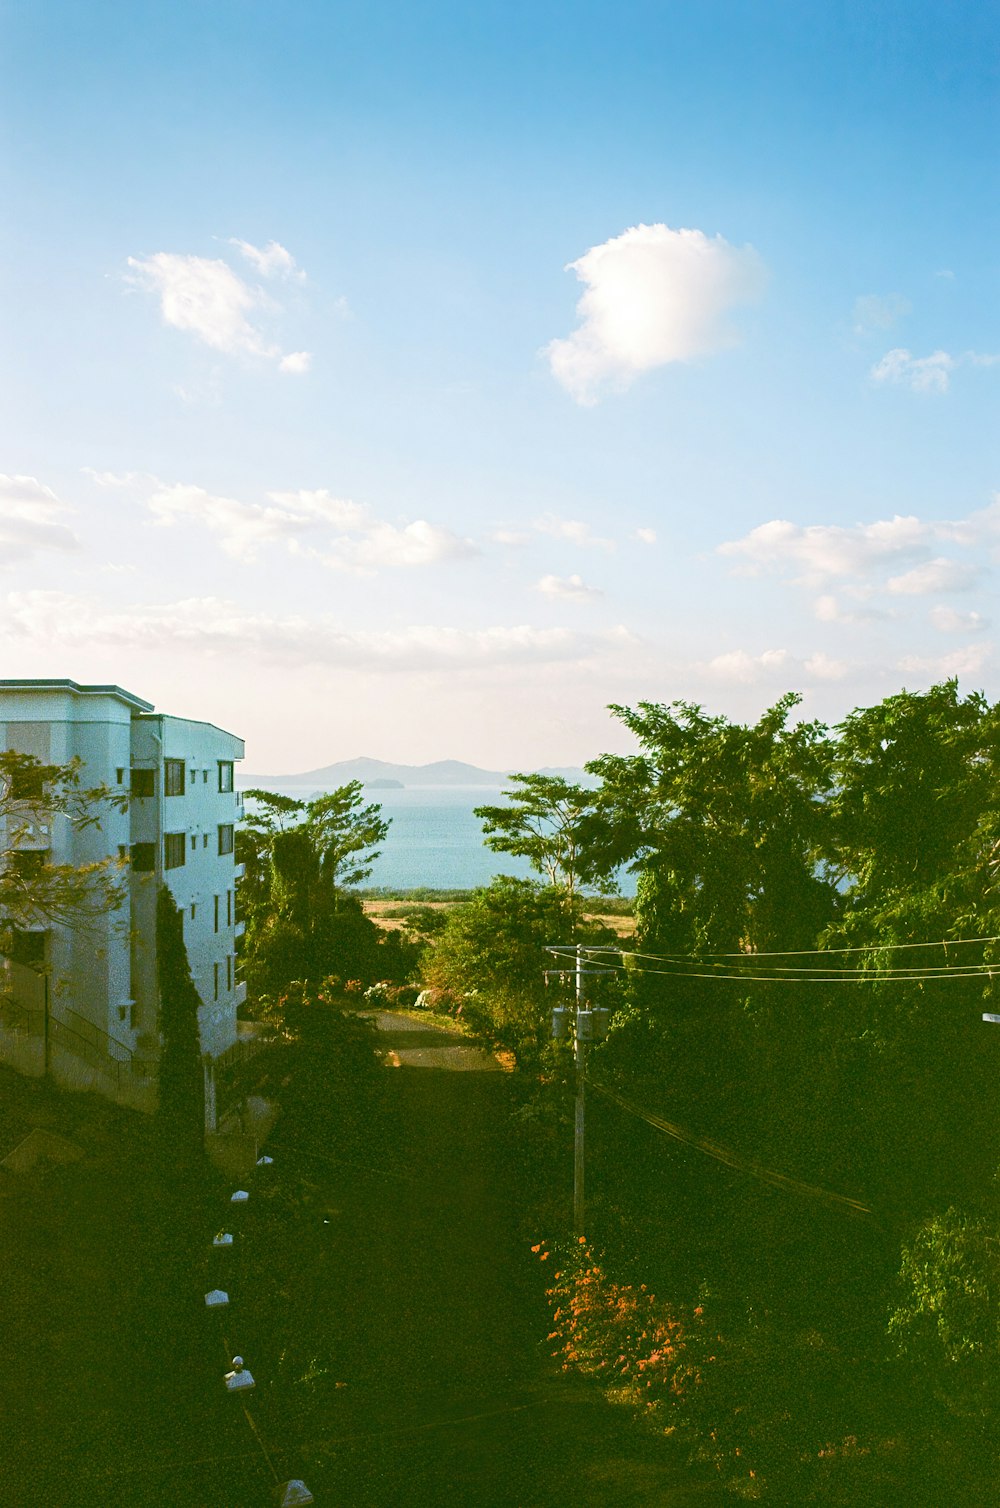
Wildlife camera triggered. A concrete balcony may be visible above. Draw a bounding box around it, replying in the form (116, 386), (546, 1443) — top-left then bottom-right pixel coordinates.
(234, 862), (245, 880)
(235, 980), (247, 1008)
(234, 919), (246, 940)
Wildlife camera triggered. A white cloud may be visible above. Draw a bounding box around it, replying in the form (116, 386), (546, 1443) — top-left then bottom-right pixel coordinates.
(147, 482), (477, 572)
(812, 593), (888, 625)
(634, 527), (657, 545)
(803, 651), (849, 680)
(705, 648), (790, 682)
(229, 238), (304, 281)
(533, 514), (615, 551)
(930, 605), (989, 634)
(126, 250), (310, 372)
(0, 475), (79, 565)
(852, 293), (910, 336)
(545, 222), (766, 404)
(537, 573), (603, 602)
(870, 347), (955, 393)
(278, 350), (311, 375)
(719, 514), (930, 582)
(887, 558), (980, 595)
(898, 643), (992, 679)
(704, 646), (853, 686)
(0, 590), (618, 673)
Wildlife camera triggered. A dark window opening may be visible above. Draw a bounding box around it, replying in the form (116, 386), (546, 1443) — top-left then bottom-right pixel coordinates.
(217, 824), (234, 856)
(164, 760), (185, 797)
(164, 832), (186, 869)
(131, 768), (155, 798)
(116, 768), (124, 785)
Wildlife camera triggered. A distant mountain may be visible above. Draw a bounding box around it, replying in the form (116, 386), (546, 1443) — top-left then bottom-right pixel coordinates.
(238, 756), (596, 790)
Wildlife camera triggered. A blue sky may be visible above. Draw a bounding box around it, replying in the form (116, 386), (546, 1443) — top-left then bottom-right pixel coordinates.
(1, 1), (997, 770)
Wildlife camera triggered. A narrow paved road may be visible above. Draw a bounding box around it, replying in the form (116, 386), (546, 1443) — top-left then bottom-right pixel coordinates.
(296, 1010), (720, 1507)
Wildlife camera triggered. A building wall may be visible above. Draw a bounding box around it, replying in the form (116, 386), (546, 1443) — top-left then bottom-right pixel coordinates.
(0, 682), (245, 1119)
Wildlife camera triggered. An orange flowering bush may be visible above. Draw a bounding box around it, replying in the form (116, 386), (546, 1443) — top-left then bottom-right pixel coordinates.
(533, 1238), (702, 1420)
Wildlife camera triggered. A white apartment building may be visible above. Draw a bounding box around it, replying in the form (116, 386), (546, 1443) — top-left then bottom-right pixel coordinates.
(0, 679), (245, 1129)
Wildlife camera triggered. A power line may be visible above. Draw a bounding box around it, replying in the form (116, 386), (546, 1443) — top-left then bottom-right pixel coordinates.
(546, 944), (1000, 986)
(588, 1078), (874, 1217)
(570, 933), (1000, 962)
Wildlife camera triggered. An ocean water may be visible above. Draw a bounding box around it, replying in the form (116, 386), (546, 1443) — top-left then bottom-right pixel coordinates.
(363, 786), (537, 890)
(243, 784), (635, 893)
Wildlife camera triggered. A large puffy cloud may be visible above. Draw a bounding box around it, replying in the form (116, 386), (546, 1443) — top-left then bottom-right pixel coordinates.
(0, 475), (79, 565)
(147, 483), (477, 572)
(546, 223), (766, 404)
(0, 590), (623, 672)
(126, 247), (310, 372)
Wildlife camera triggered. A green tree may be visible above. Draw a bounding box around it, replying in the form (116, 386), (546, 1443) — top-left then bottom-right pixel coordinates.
(305, 781), (390, 891)
(590, 693), (836, 954)
(155, 885), (206, 1160)
(474, 774), (612, 905)
(423, 876), (575, 1065)
(0, 751), (127, 961)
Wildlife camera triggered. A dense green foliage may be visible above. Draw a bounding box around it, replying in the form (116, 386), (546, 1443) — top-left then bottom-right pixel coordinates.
(237, 783), (411, 999)
(464, 680), (1000, 1500)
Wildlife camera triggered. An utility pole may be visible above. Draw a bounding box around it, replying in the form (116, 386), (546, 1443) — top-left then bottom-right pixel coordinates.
(548, 944), (611, 1241)
(573, 943), (586, 1237)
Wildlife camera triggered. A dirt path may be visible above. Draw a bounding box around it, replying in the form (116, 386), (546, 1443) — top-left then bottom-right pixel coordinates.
(293, 1011), (720, 1507)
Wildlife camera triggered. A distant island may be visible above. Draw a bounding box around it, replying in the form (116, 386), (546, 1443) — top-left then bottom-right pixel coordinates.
(239, 755), (596, 791)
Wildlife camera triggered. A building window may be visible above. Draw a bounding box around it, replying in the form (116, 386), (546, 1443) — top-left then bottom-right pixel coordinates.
(164, 832), (186, 869)
(116, 767), (124, 785)
(131, 842), (155, 872)
(226, 889), (232, 926)
(214, 962), (220, 1001)
(131, 768), (155, 798)
(164, 759), (185, 797)
(203, 769), (208, 783)
(117, 844), (128, 861)
(218, 824), (234, 856)
(218, 761), (234, 793)
(190, 834), (197, 851)
(203, 833), (209, 847)
(190, 902), (196, 920)
(190, 768), (196, 784)
(214, 895), (219, 933)
(226, 954), (232, 990)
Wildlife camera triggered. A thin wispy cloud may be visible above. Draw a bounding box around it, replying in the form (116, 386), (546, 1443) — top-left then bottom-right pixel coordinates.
(229, 238), (304, 281)
(930, 605), (989, 634)
(147, 482), (477, 573)
(852, 293), (910, 336)
(533, 514), (615, 551)
(126, 246), (310, 373)
(870, 347), (999, 394)
(0, 475), (80, 565)
(0, 590), (619, 673)
(546, 222), (766, 405)
(704, 646), (848, 685)
(886, 558), (980, 595)
(537, 573), (603, 602)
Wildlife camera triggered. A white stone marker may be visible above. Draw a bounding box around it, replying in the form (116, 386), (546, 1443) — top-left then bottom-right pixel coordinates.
(256, 1154), (274, 1166)
(205, 1290), (229, 1307)
(213, 1232), (234, 1248)
(231, 1189), (249, 1203)
(224, 1356), (255, 1391)
(277, 1482), (314, 1506)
